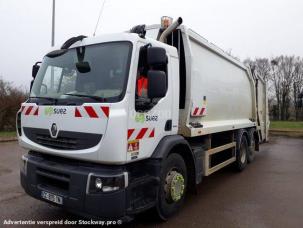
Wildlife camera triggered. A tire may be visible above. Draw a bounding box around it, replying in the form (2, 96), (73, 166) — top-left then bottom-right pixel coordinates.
(247, 129), (257, 163)
(156, 153), (187, 220)
(234, 130), (248, 171)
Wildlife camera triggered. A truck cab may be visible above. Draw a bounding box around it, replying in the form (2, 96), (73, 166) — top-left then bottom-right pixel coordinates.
(19, 33), (179, 164)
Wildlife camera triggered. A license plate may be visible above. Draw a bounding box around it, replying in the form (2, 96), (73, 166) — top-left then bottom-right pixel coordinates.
(41, 191), (63, 205)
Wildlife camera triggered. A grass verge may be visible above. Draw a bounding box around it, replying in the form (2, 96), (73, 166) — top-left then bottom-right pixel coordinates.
(0, 131), (17, 137)
(270, 121), (303, 130)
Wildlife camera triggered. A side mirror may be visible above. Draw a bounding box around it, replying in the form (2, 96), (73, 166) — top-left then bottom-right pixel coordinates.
(32, 62), (41, 78)
(76, 61), (91, 73)
(147, 47), (167, 66)
(147, 70), (167, 99)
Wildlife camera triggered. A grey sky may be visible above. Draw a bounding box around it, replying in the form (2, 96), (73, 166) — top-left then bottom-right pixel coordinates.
(1, 0), (303, 88)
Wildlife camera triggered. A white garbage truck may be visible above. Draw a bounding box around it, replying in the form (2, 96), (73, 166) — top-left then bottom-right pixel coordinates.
(18, 17), (269, 221)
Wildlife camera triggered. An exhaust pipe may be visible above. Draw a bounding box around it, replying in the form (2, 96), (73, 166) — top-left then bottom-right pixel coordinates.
(159, 17), (183, 43)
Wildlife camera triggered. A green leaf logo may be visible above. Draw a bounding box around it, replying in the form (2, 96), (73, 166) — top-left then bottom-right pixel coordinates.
(135, 113), (145, 123)
(44, 107), (54, 116)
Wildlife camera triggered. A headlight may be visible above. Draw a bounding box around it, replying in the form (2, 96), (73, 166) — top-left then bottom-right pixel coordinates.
(20, 155), (28, 175)
(95, 178), (103, 189)
(86, 172), (128, 194)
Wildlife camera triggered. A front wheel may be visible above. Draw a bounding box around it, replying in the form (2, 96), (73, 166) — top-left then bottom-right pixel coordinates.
(156, 153), (187, 220)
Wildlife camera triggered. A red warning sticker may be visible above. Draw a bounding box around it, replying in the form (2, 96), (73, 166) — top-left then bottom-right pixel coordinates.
(127, 140), (139, 152)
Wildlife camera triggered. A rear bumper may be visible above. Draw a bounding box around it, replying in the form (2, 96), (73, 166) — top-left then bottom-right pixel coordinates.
(20, 151), (160, 220)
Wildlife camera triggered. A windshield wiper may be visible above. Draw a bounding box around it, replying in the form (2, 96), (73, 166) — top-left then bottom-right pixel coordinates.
(63, 93), (107, 102)
(29, 96), (58, 105)
(29, 96), (58, 101)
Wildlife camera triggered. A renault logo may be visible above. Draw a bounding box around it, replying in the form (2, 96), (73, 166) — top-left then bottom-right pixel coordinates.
(50, 123), (58, 138)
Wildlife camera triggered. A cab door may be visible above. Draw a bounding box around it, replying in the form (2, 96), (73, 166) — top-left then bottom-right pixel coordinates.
(126, 42), (179, 161)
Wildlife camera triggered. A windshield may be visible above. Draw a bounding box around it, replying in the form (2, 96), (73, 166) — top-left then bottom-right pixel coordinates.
(30, 42), (132, 104)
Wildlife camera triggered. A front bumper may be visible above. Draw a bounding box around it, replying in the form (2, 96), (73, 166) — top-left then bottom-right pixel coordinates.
(20, 151), (160, 220)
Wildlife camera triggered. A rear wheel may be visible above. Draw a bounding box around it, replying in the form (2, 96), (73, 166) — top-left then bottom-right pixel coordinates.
(235, 130), (248, 171)
(156, 153), (187, 220)
(247, 129), (257, 163)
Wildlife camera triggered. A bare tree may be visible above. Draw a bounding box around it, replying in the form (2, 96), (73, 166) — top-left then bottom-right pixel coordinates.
(245, 56), (302, 120)
(0, 77), (27, 131)
(293, 58), (303, 120)
(270, 56), (298, 120)
(244, 58), (271, 82)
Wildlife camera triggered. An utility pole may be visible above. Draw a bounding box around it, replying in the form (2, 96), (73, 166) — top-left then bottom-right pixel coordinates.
(51, 0), (55, 47)
(51, 0), (55, 90)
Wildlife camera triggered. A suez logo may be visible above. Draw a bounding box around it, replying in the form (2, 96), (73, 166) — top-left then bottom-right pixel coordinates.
(135, 113), (158, 123)
(44, 107), (67, 116)
(133, 110), (171, 123)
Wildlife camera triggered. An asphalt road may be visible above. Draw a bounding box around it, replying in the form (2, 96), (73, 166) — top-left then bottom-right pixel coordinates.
(0, 136), (303, 227)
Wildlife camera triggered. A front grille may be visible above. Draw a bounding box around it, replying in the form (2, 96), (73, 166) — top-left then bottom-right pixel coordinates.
(23, 127), (102, 150)
(36, 134), (77, 150)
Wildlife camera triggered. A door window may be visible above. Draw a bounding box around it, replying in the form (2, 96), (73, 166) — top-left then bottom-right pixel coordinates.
(135, 45), (168, 112)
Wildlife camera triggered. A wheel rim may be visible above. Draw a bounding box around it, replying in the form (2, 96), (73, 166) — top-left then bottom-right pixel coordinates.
(240, 142), (246, 163)
(164, 170), (185, 203)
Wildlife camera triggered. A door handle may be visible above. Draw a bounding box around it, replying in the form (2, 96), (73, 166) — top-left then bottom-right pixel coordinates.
(165, 120), (172, 131)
